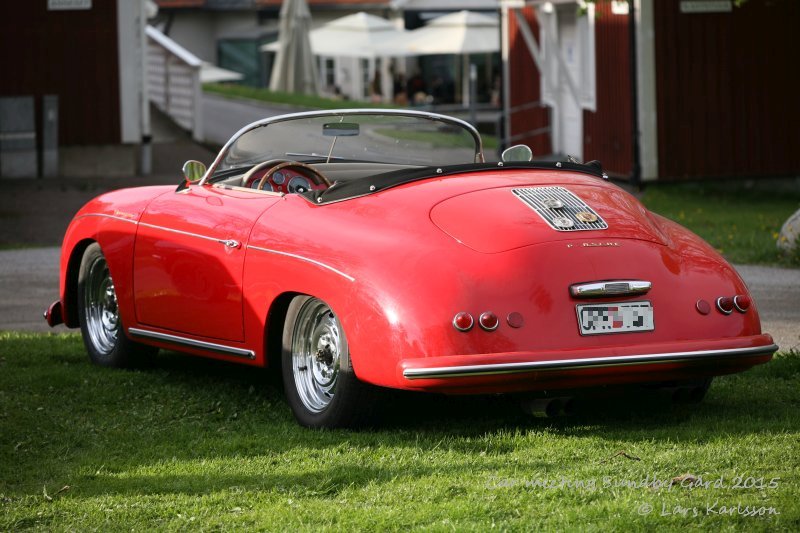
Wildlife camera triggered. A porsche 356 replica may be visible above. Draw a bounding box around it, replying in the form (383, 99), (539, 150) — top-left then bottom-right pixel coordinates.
(45, 109), (777, 427)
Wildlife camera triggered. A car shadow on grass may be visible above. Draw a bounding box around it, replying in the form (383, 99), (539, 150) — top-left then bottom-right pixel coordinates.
(146, 348), (800, 440)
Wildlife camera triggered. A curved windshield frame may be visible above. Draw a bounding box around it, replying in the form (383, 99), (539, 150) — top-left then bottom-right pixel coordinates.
(202, 109), (483, 182)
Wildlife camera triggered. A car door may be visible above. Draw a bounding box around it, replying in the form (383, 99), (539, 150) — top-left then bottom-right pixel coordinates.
(133, 184), (280, 342)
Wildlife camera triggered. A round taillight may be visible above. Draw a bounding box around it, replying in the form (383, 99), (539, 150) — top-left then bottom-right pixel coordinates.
(695, 299), (711, 315)
(716, 296), (734, 315)
(734, 295), (751, 313)
(453, 312), (474, 332)
(479, 311), (499, 331)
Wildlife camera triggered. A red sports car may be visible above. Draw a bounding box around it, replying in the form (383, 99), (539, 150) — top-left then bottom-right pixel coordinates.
(46, 109), (776, 427)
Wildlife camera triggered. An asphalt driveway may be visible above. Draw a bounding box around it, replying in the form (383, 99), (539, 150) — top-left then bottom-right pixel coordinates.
(1, 247), (797, 351)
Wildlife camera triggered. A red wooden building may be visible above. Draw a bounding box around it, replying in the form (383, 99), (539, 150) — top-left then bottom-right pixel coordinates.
(0, 0), (149, 176)
(502, 0), (800, 182)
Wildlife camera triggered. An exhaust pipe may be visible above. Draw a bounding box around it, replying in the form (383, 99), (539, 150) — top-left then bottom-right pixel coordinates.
(668, 385), (707, 404)
(671, 387), (690, 403)
(562, 397), (576, 416)
(520, 397), (573, 418)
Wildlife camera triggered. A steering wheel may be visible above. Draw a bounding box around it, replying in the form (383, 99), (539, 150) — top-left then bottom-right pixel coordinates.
(240, 159), (293, 187)
(256, 161), (331, 191)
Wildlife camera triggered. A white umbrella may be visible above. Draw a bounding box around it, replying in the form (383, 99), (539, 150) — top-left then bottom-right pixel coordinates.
(269, 0), (319, 94)
(262, 12), (409, 59)
(397, 10), (499, 56)
(390, 11), (500, 107)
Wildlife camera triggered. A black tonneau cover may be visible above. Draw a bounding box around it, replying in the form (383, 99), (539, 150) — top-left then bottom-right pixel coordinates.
(303, 161), (606, 205)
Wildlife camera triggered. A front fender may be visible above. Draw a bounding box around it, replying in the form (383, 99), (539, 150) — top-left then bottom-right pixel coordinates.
(59, 187), (171, 327)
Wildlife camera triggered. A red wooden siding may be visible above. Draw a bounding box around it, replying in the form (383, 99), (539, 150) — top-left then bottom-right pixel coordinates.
(654, 0), (800, 180)
(583, 3), (632, 177)
(507, 6), (632, 176)
(507, 6), (552, 157)
(0, 2), (121, 146)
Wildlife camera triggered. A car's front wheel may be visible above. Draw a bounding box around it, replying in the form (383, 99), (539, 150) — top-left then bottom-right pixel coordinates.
(282, 296), (376, 428)
(77, 243), (156, 367)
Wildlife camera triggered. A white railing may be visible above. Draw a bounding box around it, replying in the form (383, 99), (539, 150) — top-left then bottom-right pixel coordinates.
(145, 25), (203, 142)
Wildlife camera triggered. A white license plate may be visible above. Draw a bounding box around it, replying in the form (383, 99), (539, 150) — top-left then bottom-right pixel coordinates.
(576, 301), (654, 335)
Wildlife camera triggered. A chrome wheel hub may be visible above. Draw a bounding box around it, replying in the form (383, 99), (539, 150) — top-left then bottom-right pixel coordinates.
(292, 299), (343, 413)
(84, 255), (119, 355)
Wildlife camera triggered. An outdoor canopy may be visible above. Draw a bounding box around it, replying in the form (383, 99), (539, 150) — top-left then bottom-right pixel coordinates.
(262, 11), (409, 59)
(386, 10), (500, 106)
(390, 10), (499, 56)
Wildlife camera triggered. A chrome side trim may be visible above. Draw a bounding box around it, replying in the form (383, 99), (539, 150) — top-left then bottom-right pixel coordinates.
(402, 344), (778, 380)
(78, 213), (138, 224)
(570, 280), (652, 298)
(138, 222), (239, 249)
(138, 221), (219, 243)
(128, 327), (255, 360)
(247, 245), (356, 282)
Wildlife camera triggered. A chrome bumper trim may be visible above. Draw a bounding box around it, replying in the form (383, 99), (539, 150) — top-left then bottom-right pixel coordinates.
(128, 327), (256, 360)
(402, 344), (778, 380)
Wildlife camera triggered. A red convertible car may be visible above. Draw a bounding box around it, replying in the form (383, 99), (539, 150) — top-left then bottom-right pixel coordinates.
(46, 109), (776, 427)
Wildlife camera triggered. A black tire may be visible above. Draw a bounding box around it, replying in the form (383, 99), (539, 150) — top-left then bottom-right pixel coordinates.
(281, 295), (377, 428)
(77, 243), (157, 368)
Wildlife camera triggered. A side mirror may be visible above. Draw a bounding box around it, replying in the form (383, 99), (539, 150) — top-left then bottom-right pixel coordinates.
(501, 144), (533, 162)
(182, 160), (207, 182)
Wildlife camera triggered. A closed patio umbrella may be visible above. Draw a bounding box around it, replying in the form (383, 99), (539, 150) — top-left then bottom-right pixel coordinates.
(269, 0), (319, 94)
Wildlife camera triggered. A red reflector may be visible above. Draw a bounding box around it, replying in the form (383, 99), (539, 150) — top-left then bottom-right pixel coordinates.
(453, 312), (474, 332)
(507, 312), (524, 328)
(734, 295), (751, 313)
(479, 311), (499, 331)
(695, 299), (711, 315)
(716, 296), (734, 314)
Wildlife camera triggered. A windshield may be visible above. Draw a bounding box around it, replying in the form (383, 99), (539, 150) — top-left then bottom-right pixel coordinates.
(214, 110), (482, 173)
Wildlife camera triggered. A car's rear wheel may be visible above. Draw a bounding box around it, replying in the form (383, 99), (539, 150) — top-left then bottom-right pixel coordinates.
(282, 295), (376, 428)
(77, 243), (156, 367)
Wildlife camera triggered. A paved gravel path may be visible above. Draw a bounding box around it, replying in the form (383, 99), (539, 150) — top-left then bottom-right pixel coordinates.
(202, 93), (300, 147)
(1, 247), (797, 351)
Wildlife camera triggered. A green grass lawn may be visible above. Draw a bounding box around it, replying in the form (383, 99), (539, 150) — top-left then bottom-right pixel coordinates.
(1, 332), (798, 530)
(641, 183), (800, 266)
(203, 83), (390, 111)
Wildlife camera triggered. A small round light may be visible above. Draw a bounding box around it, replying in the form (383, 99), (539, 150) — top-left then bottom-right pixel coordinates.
(716, 296), (734, 315)
(507, 312), (524, 328)
(479, 312), (499, 331)
(733, 295), (751, 313)
(695, 299), (711, 315)
(453, 312), (474, 332)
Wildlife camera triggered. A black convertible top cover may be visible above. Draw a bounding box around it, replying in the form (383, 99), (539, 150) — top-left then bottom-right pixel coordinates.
(302, 160), (606, 205)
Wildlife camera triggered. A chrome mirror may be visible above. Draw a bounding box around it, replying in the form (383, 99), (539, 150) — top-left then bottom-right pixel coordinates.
(501, 144), (533, 162)
(182, 160), (207, 182)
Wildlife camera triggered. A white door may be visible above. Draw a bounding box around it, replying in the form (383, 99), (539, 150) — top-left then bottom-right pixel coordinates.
(557, 7), (583, 160)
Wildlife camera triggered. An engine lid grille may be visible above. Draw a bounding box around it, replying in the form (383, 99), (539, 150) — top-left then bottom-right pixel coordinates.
(512, 186), (608, 232)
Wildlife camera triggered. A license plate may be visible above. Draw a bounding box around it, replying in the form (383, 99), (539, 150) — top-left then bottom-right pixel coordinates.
(576, 301), (654, 335)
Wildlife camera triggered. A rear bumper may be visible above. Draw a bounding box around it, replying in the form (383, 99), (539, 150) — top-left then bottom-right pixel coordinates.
(43, 300), (63, 327)
(397, 335), (777, 393)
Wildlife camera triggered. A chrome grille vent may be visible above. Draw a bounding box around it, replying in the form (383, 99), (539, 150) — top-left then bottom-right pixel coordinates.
(512, 186), (608, 232)
(604, 282), (632, 295)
